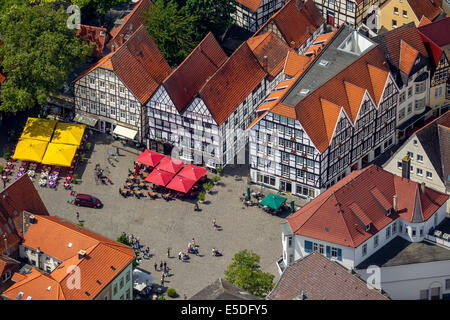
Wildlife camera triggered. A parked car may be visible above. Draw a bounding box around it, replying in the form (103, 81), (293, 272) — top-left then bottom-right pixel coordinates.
(74, 194), (103, 208)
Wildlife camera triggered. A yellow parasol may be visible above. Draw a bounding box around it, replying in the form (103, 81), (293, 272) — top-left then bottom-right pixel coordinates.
(41, 143), (78, 167)
(12, 139), (49, 162)
(51, 122), (86, 146)
(20, 118), (57, 142)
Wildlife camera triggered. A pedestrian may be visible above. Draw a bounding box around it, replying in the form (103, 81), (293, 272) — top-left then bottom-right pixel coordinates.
(194, 203), (199, 212)
(167, 247), (170, 257)
(154, 263), (157, 271)
(76, 212), (80, 222)
(159, 261), (163, 270)
(116, 147), (120, 156)
(178, 251), (182, 260)
(163, 261), (167, 270)
(2, 180), (6, 189)
(212, 218), (217, 230)
(161, 277), (164, 286)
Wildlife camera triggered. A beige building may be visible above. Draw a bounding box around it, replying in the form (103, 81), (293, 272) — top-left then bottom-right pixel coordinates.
(383, 111), (450, 214)
(378, 0), (442, 32)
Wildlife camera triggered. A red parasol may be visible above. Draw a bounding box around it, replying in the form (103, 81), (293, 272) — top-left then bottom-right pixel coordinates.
(144, 169), (175, 186)
(155, 157), (185, 174)
(165, 176), (196, 193)
(178, 164), (207, 182)
(134, 149), (165, 167)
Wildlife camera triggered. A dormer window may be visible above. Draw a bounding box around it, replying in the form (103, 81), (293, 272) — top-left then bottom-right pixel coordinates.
(365, 224), (371, 232)
(387, 208), (392, 216)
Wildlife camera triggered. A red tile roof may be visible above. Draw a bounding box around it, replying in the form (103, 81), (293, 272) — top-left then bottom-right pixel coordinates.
(108, 0), (152, 50)
(283, 51), (312, 77)
(76, 25), (108, 58)
(292, 46), (389, 153)
(418, 15), (432, 27)
(75, 25), (171, 104)
(254, 0), (324, 50)
(407, 0), (442, 22)
(198, 42), (267, 125)
(235, 0), (264, 12)
(247, 32), (291, 78)
(287, 165), (449, 248)
(268, 252), (389, 300)
(3, 215), (135, 300)
(399, 40), (419, 75)
(0, 176), (49, 255)
(162, 32), (227, 113)
(418, 17), (450, 47)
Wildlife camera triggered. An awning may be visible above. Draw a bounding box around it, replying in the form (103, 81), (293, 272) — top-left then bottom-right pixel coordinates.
(113, 125), (138, 140)
(73, 113), (98, 127)
(133, 268), (155, 292)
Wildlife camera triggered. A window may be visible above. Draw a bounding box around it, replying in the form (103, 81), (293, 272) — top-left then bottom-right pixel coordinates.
(99, 81), (105, 87)
(126, 289), (130, 300)
(110, 108), (116, 116)
(430, 287), (440, 300)
(392, 221), (397, 233)
(417, 168), (423, 176)
(129, 113), (136, 122)
(426, 171), (432, 179)
(402, 10), (407, 17)
(119, 86), (125, 94)
(346, 0), (354, 11)
(420, 289), (429, 300)
(130, 101), (137, 109)
(110, 84), (115, 90)
(120, 277), (124, 289)
(288, 236), (293, 247)
(435, 87), (443, 98)
(386, 226), (391, 239)
(417, 154), (423, 162)
(89, 77), (95, 84)
(397, 161), (402, 169)
(362, 243), (367, 256)
(407, 151), (414, 159)
(374, 235), (379, 248)
(392, 20), (397, 28)
(408, 87), (412, 97)
(412, 227), (416, 237)
(446, 279), (450, 290)
(113, 284), (118, 295)
(1, 270), (11, 283)
(120, 110), (126, 120)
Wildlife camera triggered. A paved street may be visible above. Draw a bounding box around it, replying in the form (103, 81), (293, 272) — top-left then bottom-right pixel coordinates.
(21, 133), (295, 299)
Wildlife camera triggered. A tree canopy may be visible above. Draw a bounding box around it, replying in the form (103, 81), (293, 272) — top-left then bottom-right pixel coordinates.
(224, 250), (275, 298)
(31, 0), (129, 14)
(142, 0), (197, 66)
(0, 3), (92, 113)
(143, 0), (235, 65)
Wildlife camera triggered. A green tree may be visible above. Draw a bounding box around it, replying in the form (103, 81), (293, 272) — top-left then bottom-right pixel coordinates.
(224, 250), (274, 298)
(117, 234), (141, 268)
(33, 0), (129, 14)
(0, 3), (92, 113)
(142, 0), (197, 65)
(0, 0), (27, 14)
(184, 0), (235, 41)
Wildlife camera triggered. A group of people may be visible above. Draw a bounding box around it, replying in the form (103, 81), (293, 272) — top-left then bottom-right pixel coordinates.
(122, 232), (151, 259)
(153, 261), (170, 286)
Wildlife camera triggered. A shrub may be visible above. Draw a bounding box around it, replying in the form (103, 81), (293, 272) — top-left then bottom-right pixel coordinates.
(166, 288), (176, 298)
(85, 142), (91, 151)
(203, 182), (213, 192)
(198, 192), (206, 202)
(216, 166), (223, 175)
(3, 152), (10, 160)
(0, 165), (3, 174)
(78, 222), (84, 227)
(158, 295), (166, 300)
(80, 153), (86, 162)
(212, 176), (221, 184)
(73, 173), (78, 183)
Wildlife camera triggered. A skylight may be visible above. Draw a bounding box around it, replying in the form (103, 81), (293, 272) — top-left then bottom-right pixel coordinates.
(337, 31), (374, 56)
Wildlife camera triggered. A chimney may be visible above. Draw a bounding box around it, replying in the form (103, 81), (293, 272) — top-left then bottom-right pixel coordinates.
(3, 234), (8, 256)
(306, 26), (311, 35)
(263, 55), (268, 73)
(29, 215), (36, 224)
(78, 250), (87, 259)
(421, 182), (426, 194)
(401, 155), (411, 180)
(393, 195), (398, 212)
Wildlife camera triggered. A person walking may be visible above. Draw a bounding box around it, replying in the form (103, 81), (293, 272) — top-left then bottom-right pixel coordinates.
(161, 277), (164, 286)
(178, 251), (182, 260)
(159, 261), (163, 271)
(163, 261), (167, 271)
(76, 212), (80, 222)
(212, 218), (217, 231)
(2, 179), (6, 189)
(167, 247), (170, 257)
(154, 263), (157, 271)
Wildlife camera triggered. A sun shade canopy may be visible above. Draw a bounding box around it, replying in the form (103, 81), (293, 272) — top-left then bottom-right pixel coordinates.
(13, 139), (49, 162)
(51, 122), (86, 146)
(113, 125), (138, 140)
(41, 143), (78, 167)
(177, 164), (207, 181)
(74, 113), (98, 127)
(144, 169), (175, 186)
(165, 176), (196, 193)
(134, 149), (165, 167)
(20, 118), (57, 142)
(260, 193), (287, 210)
(155, 157), (185, 174)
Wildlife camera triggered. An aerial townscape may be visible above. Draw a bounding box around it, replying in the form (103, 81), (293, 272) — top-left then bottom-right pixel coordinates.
(0, 0), (449, 306)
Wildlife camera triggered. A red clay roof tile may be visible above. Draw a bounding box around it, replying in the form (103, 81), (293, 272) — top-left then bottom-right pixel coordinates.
(76, 25), (108, 58)
(162, 32), (227, 113)
(407, 0), (442, 22)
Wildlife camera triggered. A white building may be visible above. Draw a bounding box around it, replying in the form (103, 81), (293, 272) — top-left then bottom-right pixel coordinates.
(280, 164), (450, 300)
(248, 25), (399, 198)
(73, 25), (171, 143)
(373, 23), (432, 141)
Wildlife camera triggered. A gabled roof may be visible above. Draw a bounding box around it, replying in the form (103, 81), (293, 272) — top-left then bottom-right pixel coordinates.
(247, 31), (291, 78)
(407, 0), (442, 22)
(254, 0), (324, 50)
(418, 15), (432, 27)
(235, 0), (264, 12)
(162, 32), (227, 113)
(0, 175), (49, 255)
(287, 165), (449, 248)
(373, 23), (429, 77)
(108, 0), (152, 50)
(2, 215), (135, 300)
(190, 278), (260, 300)
(399, 40), (419, 75)
(418, 17), (450, 48)
(76, 25), (108, 58)
(198, 42), (266, 126)
(75, 25), (171, 104)
(267, 252), (389, 300)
